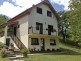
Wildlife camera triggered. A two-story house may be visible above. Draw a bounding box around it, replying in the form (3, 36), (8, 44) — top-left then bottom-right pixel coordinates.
(0, 0), (60, 52)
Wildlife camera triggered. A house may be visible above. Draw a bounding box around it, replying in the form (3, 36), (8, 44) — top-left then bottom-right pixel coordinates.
(0, 0), (60, 52)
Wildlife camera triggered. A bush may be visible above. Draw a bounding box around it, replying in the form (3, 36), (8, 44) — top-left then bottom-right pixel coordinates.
(0, 42), (8, 48)
(0, 49), (7, 58)
(21, 48), (28, 57)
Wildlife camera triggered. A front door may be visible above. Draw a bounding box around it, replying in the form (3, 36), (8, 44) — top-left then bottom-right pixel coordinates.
(40, 38), (45, 51)
(6, 38), (10, 47)
(14, 27), (17, 36)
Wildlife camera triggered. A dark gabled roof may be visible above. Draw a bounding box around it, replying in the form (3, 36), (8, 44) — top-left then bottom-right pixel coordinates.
(0, 0), (60, 28)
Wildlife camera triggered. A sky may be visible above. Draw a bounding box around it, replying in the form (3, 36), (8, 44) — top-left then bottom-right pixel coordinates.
(0, 0), (70, 18)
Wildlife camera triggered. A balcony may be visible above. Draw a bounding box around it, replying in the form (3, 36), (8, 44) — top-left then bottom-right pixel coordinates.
(28, 26), (57, 36)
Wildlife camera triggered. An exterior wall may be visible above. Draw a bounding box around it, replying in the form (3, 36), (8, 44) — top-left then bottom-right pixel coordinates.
(28, 4), (59, 51)
(28, 4), (58, 36)
(16, 15), (29, 48)
(28, 36), (59, 51)
(0, 3), (59, 50)
(0, 26), (8, 44)
(0, 36), (5, 43)
(45, 38), (59, 50)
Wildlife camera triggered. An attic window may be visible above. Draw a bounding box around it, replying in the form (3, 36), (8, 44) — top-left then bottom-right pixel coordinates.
(47, 10), (52, 17)
(37, 7), (42, 14)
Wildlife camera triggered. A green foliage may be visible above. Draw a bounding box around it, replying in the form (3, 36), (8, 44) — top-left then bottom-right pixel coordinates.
(0, 58), (9, 61)
(21, 48), (28, 57)
(0, 42), (8, 48)
(0, 15), (8, 37)
(58, 11), (70, 42)
(0, 50), (7, 58)
(0, 15), (8, 25)
(67, 0), (81, 45)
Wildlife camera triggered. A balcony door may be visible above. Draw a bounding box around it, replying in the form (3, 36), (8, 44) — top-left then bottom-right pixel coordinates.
(36, 22), (43, 34)
(48, 25), (53, 35)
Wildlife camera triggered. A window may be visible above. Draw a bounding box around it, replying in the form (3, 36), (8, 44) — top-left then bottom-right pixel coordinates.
(50, 39), (56, 45)
(31, 38), (39, 45)
(47, 10), (52, 17)
(37, 7), (42, 14)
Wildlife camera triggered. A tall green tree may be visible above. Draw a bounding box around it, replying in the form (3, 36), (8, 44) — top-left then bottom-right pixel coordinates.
(68, 0), (81, 45)
(58, 11), (70, 43)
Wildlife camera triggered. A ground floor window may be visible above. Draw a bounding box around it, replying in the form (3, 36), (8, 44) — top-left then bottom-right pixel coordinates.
(50, 39), (56, 45)
(31, 38), (39, 45)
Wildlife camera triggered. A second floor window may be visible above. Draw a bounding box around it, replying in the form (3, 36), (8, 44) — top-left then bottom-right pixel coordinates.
(37, 7), (42, 14)
(47, 10), (52, 17)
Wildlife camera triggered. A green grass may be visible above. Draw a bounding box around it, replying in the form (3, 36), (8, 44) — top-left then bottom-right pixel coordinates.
(0, 41), (81, 61)
(23, 55), (81, 61)
(0, 51), (10, 61)
(0, 57), (10, 61)
(22, 42), (81, 61)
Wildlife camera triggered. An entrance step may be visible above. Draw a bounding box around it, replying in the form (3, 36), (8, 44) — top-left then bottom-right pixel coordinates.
(8, 55), (24, 60)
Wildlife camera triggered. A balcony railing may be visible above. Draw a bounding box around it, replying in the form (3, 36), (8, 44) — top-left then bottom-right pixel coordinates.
(28, 26), (57, 35)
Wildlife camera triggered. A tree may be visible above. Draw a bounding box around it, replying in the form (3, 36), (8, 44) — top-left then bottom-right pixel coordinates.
(58, 11), (70, 43)
(0, 15), (8, 25)
(0, 15), (8, 37)
(67, 0), (81, 45)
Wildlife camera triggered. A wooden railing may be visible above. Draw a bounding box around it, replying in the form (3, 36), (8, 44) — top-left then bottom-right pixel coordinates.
(11, 35), (26, 50)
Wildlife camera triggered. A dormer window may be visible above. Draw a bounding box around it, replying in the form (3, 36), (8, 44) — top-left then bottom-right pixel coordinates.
(47, 10), (52, 17)
(37, 7), (42, 14)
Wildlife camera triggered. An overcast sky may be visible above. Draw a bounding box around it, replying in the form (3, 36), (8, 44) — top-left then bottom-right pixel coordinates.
(0, 0), (70, 18)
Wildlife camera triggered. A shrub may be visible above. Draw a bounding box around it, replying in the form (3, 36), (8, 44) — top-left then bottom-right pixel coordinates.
(0, 42), (8, 48)
(21, 48), (28, 57)
(0, 49), (7, 58)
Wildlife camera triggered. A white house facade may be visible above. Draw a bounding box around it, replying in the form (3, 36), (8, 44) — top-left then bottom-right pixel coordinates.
(0, 0), (60, 52)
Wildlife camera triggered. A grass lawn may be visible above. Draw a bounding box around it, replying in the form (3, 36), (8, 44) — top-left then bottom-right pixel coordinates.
(22, 42), (81, 61)
(0, 57), (10, 61)
(0, 42), (81, 61)
(0, 51), (10, 61)
(23, 55), (81, 61)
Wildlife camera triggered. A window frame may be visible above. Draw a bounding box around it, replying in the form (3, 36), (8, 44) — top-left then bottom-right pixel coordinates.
(47, 10), (52, 17)
(31, 38), (39, 45)
(50, 39), (56, 45)
(37, 7), (42, 14)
